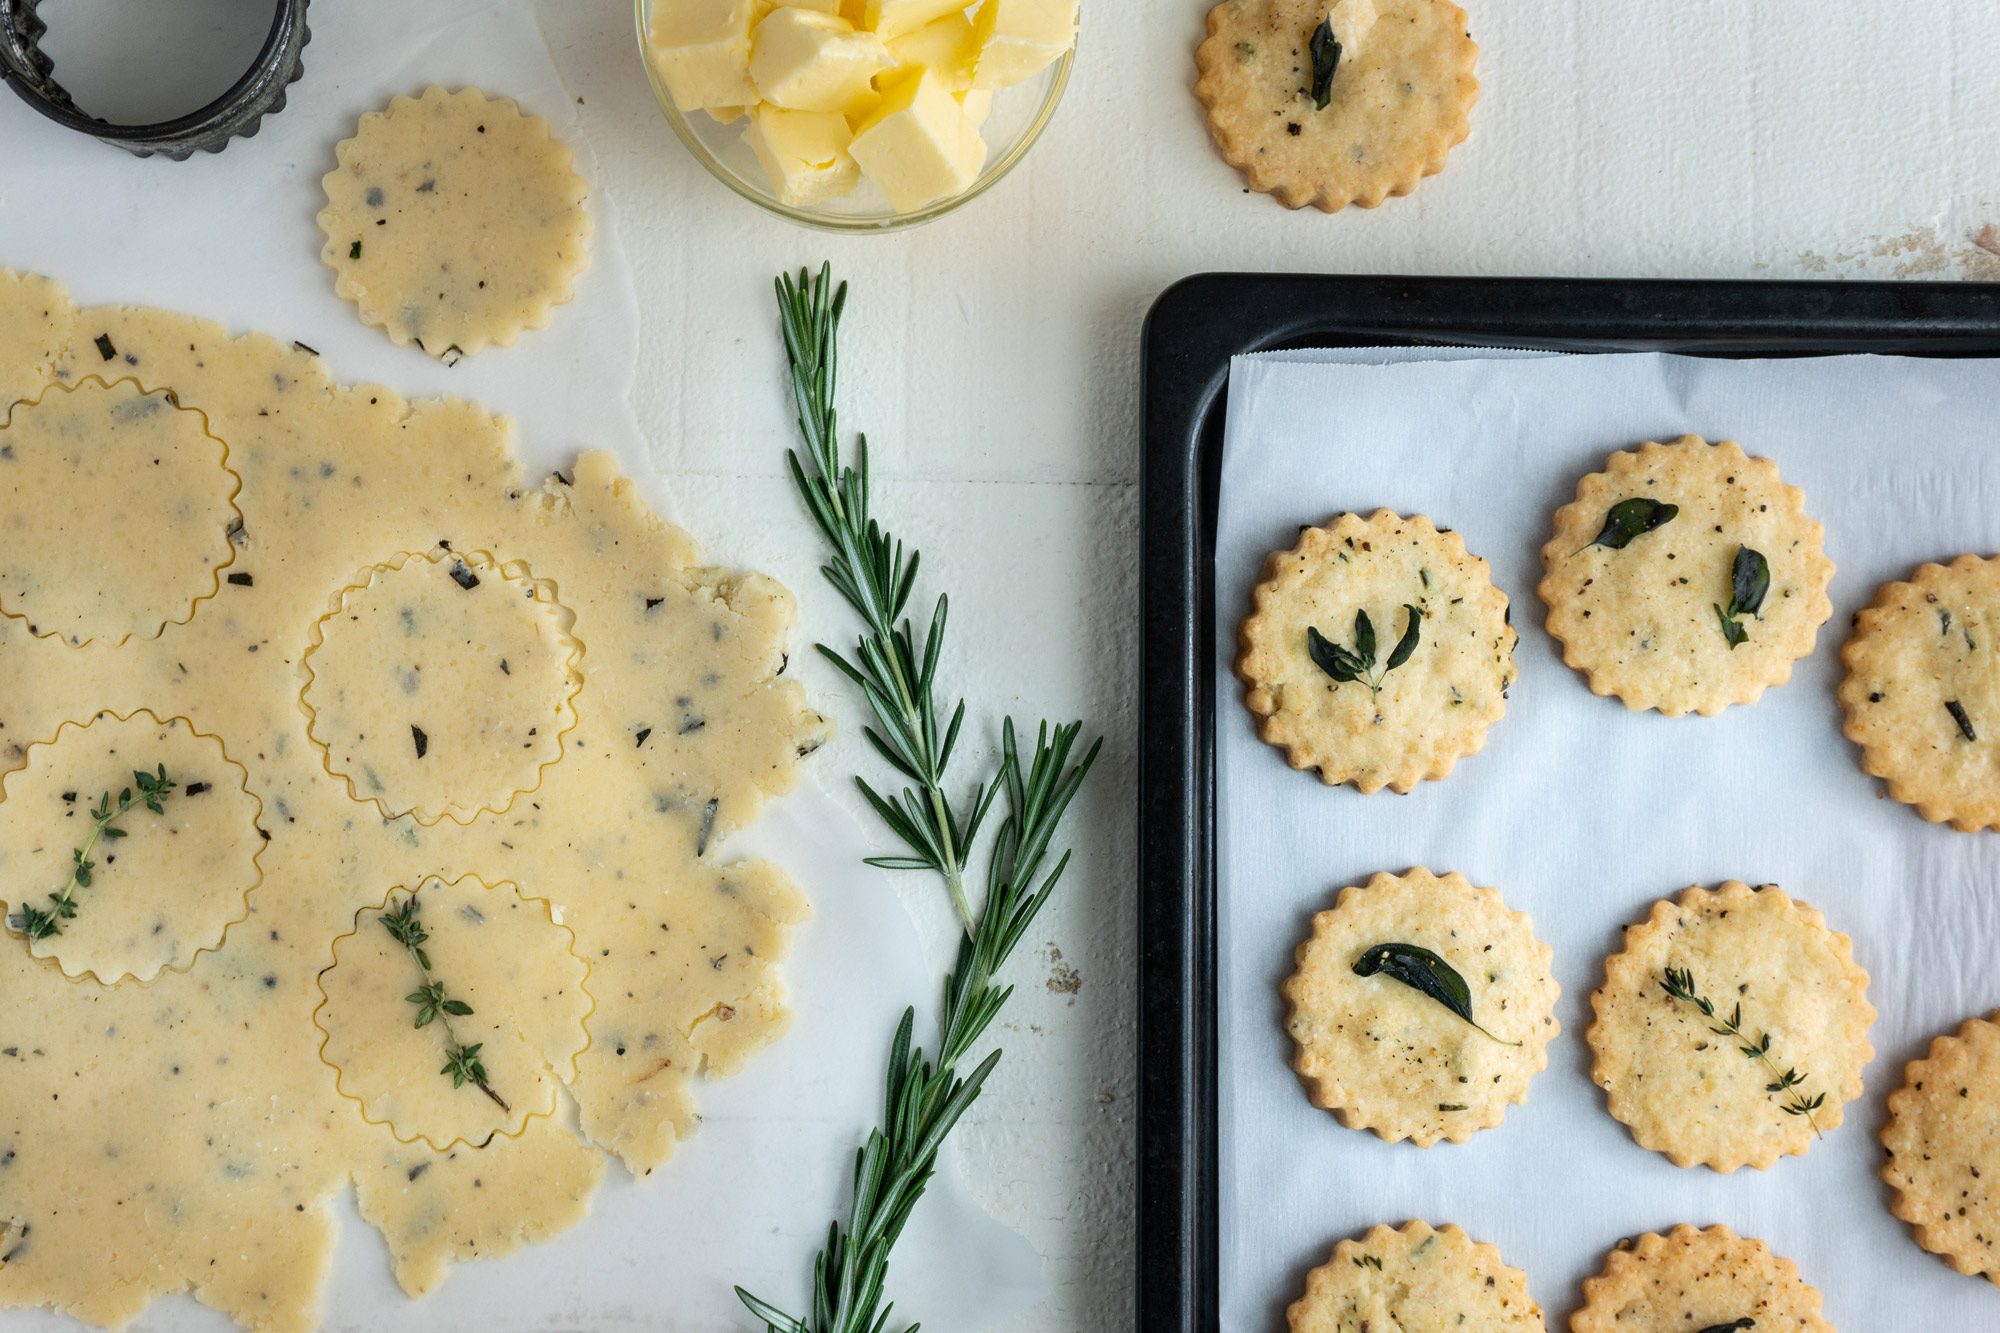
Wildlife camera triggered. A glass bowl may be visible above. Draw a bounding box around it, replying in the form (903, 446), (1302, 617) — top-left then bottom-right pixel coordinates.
(635, 0), (1073, 232)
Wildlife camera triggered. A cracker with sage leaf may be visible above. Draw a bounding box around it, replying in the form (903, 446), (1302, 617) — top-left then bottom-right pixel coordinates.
(1880, 1010), (2000, 1287)
(1283, 868), (1558, 1146)
(1838, 555), (2000, 831)
(318, 87), (591, 360)
(1236, 510), (1515, 793)
(1193, 0), (1478, 212)
(1288, 1220), (1545, 1333)
(1538, 436), (1834, 716)
(1588, 882), (1873, 1173)
(1572, 1225), (1835, 1333)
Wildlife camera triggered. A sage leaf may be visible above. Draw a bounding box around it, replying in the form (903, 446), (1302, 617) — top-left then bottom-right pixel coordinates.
(1948, 699), (1977, 741)
(1729, 545), (1770, 618)
(1307, 626), (1363, 682)
(1385, 604), (1422, 670)
(1354, 608), (1376, 666)
(1694, 1322), (1755, 1333)
(1581, 497), (1678, 553)
(1352, 942), (1520, 1046)
(1308, 16), (1340, 110)
(1715, 603), (1749, 649)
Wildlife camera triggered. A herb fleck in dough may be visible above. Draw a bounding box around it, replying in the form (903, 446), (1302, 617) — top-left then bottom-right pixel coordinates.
(1287, 1220), (1544, 1333)
(1880, 1010), (2000, 1287)
(0, 377), (239, 645)
(302, 550), (580, 824)
(0, 711), (261, 983)
(1283, 869), (1558, 1147)
(1572, 1224), (1835, 1333)
(1193, 0), (1478, 211)
(318, 86), (591, 359)
(1587, 882), (1874, 1174)
(1839, 554), (2000, 831)
(1538, 435), (1834, 717)
(0, 270), (831, 1331)
(1235, 509), (1515, 793)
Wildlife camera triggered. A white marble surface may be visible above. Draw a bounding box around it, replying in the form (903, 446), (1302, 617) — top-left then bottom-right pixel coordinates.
(7, 0), (2000, 1329)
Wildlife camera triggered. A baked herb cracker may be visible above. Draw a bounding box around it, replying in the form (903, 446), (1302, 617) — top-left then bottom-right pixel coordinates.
(1283, 869), (1558, 1147)
(1587, 882), (1873, 1173)
(318, 87), (591, 360)
(1839, 555), (2000, 831)
(1236, 510), (1515, 793)
(1193, 0), (1477, 211)
(1572, 1225), (1835, 1333)
(1538, 436), (1834, 716)
(1881, 1011), (2000, 1287)
(1288, 1221), (1545, 1332)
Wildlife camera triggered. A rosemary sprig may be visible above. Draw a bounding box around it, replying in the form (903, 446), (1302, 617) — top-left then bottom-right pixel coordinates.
(1662, 965), (1823, 1136)
(379, 892), (507, 1113)
(735, 266), (1099, 1333)
(8, 765), (172, 942)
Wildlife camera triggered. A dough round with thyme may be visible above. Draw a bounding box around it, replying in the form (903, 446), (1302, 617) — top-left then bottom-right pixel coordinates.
(1288, 1220), (1545, 1332)
(318, 86), (591, 360)
(1282, 868), (1558, 1146)
(1587, 882), (1873, 1173)
(1193, 0), (1478, 212)
(1838, 555), (2000, 831)
(1235, 510), (1515, 794)
(1571, 1224), (1834, 1333)
(1537, 436), (1834, 716)
(1880, 1011), (2000, 1285)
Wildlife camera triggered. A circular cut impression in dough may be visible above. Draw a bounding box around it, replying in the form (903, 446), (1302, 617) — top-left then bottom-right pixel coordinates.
(1588, 881), (1874, 1173)
(1235, 510), (1516, 794)
(1571, 1224), (1835, 1333)
(302, 550), (581, 824)
(1538, 435), (1834, 716)
(0, 377), (239, 645)
(0, 710), (262, 983)
(1287, 1220), (1544, 1333)
(1283, 868), (1559, 1146)
(316, 875), (592, 1149)
(318, 86), (592, 360)
(1880, 1010), (2000, 1287)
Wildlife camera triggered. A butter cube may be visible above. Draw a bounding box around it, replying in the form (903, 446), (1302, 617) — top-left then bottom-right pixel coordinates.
(750, 9), (893, 113)
(706, 104), (752, 123)
(648, 0), (761, 110)
(970, 0), (1075, 88)
(746, 106), (862, 205)
(786, 0), (844, 13)
(863, 0), (970, 41)
(849, 68), (986, 212)
(955, 87), (992, 126)
(886, 11), (979, 92)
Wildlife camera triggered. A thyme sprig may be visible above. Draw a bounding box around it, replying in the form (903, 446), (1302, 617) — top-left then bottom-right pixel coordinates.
(379, 892), (507, 1113)
(735, 266), (1099, 1333)
(1662, 965), (1823, 1136)
(9, 765), (172, 942)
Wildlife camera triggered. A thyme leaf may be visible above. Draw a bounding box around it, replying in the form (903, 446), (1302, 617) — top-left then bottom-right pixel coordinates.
(1353, 942), (1520, 1046)
(379, 890), (507, 1113)
(8, 765), (172, 942)
(1577, 497), (1678, 554)
(1662, 965), (1823, 1136)
(1308, 16), (1341, 110)
(736, 266), (1100, 1333)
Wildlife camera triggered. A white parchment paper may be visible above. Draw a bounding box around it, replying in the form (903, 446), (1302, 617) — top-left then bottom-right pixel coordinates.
(1217, 348), (2000, 1330)
(0, 2), (1043, 1329)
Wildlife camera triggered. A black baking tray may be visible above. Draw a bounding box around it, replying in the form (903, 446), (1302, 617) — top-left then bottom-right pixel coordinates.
(1134, 274), (2000, 1332)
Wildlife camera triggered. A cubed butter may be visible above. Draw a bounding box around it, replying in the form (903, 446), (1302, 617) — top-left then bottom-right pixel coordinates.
(745, 106), (863, 205)
(750, 9), (893, 113)
(955, 87), (992, 126)
(705, 104), (752, 123)
(885, 11), (979, 92)
(970, 0), (1075, 88)
(863, 0), (970, 42)
(849, 68), (986, 212)
(648, 0), (761, 110)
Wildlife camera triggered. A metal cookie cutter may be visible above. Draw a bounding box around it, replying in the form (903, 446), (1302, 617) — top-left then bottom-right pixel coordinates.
(0, 0), (310, 159)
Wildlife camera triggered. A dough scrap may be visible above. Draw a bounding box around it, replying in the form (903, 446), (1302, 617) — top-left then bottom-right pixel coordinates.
(318, 87), (592, 359)
(0, 270), (830, 1332)
(1587, 882), (1874, 1173)
(1287, 1220), (1545, 1332)
(1282, 868), (1559, 1146)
